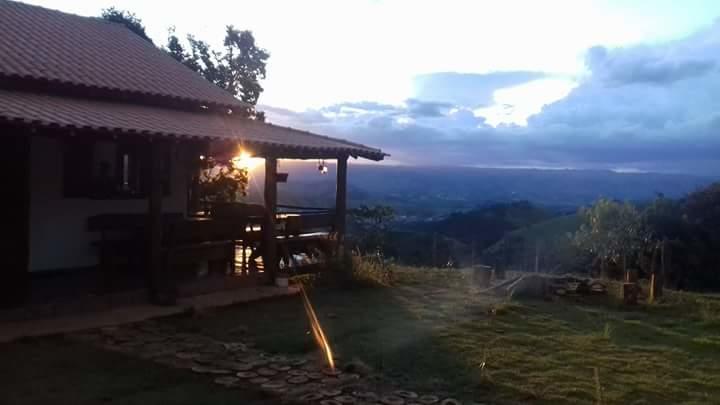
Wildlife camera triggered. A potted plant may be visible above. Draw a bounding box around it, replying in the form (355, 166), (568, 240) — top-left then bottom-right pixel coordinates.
(275, 269), (290, 288)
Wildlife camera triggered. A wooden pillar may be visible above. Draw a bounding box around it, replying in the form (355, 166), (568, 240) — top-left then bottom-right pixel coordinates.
(264, 157), (278, 279)
(0, 133), (30, 308)
(148, 141), (172, 304)
(335, 156), (348, 249)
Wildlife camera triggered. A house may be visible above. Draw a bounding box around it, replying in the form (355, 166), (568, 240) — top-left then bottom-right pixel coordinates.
(0, 0), (385, 308)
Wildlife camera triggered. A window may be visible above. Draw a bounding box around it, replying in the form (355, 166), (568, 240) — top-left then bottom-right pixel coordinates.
(62, 139), (171, 199)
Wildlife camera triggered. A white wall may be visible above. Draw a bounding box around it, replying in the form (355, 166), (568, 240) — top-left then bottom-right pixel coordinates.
(28, 136), (190, 272)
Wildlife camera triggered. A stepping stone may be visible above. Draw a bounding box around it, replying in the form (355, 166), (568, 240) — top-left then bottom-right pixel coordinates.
(321, 377), (340, 385)
(352, 391), (378, 401)
(322, 367), (342, 376)
(307, 372), (325, 380)
(320, 401), (342, 405)
(193, 354), (219, 364)
(270, 363), (291, 371)
(381, 395), (405, 405)
(339, 373), (360, 382)
(321, 389), (342, 397)
(299, 392), (324, 402)
(333, 395), (357, 404)
(191, 366), (231, 375)
(236, 371), (258, 379)
(287, 375), (309, 384)
(257, 367), (278, 377)
(290, 358), (308, 367)
(175, 352), (200, 360)
(222, 342), (247, 352)
(249, 377), (270, 385)
(214, 376), (240, 387)
(395, 390), (419, 399)
(230, 363), (254, 372)
(440, 400), (461, 405)
(288, 369), (308, 376)
(261, 381), (286, 391)
(418, 395), (440, 404)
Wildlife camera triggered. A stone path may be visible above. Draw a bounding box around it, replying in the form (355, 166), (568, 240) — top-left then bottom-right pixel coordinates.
(69, 320), (474, 405)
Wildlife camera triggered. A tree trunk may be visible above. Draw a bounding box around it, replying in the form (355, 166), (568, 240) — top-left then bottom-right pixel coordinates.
(649, 243), (660, 303)
(657, 239), (667, 298)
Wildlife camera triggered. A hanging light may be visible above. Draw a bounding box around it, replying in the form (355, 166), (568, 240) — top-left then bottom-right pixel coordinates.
(318, 159), (328, 174)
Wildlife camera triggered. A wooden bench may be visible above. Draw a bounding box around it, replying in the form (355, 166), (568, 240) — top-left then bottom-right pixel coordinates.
(276, 211), (338, 273)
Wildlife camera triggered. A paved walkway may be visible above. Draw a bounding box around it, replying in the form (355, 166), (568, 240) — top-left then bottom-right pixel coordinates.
(0, 286), (298, 343)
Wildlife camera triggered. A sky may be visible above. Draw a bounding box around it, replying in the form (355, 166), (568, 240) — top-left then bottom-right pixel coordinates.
(24, 0), (720, 174)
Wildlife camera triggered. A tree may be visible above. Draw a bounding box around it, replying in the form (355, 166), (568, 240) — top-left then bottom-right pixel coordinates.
(166, 26), (269, 109)
(349, 205), (395, 254)
(573, 199), (644, 278)
(197, 156), (249, 205)
(101, 8), (153, 43)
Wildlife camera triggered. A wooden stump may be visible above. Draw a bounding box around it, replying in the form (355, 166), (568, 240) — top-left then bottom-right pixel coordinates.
(473, 265), (493, 288)
(623, 282), (639, 305)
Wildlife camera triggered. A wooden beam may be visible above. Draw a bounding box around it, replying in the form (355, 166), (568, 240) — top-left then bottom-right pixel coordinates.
(263, 157), (278, 279)
(148, 141), (173, 304)
(335, 155), (348, 248)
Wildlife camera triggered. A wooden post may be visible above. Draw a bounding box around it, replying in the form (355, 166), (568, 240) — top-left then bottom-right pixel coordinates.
(148, 141), (172, 304)
(335, 156), (348, 252)
(534, 241), (540, 273)
(264, 157), (278, 279)
(432, 232), (438, 268)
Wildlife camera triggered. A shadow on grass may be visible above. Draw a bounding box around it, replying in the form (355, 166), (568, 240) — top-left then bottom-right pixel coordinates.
(163, 275), (720, 405)
(0, 336), (271, 405)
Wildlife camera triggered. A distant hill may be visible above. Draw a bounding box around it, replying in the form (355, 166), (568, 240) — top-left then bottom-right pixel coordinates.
(264, 163), (717, 216)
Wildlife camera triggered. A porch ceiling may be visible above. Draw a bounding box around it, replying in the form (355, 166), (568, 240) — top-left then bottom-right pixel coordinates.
(0, 89), (386, 161)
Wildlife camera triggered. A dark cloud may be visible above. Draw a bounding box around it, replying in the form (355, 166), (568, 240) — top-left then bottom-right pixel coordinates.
(413, 71), (548, 107)
(587, 45), (717, 85)
(405, 98), (453, 118)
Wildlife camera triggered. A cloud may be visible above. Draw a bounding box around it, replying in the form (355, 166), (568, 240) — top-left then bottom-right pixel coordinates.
(264, 22), (720, 175)
(412, 71), (548, 108)
(586, 44), (717, 85)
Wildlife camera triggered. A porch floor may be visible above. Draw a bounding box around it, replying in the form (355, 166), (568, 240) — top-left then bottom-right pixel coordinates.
(0, 285), (298, 343)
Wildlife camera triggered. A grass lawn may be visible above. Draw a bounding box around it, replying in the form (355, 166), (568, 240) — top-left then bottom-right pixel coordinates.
(0, 336), (271, 405)
(165, 268), (720, 404)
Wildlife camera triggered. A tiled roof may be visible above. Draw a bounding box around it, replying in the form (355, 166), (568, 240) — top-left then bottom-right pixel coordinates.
(0, 0), (246, 109)
(0, 90), (386, 160)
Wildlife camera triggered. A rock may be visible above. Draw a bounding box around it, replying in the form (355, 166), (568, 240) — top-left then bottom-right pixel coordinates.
(288, 375), (310, 384)
(334, 395), (357, 404)
(191, 365), (231, 375)
(395, 390), (418, 399)
(257, 367), (278, 377)
(380, 395), (405, 405)
(236, 371), (258, 379)
(418, 395), (439, 404)
(213, 376), (239, 387)
(321, 389), (342, 397)
(352, 391), (379, 401)
(300, 392), (324, 402)
(249, 377), (270, 385)
(343, 359), (372, 376)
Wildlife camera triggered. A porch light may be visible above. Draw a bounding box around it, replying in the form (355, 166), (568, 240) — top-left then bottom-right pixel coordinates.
(318, 160), (328, 174)
(231, 150), (263, 170)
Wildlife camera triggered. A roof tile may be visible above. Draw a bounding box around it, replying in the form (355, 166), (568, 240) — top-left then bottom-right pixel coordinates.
(0, 0), (245, 109)
(0, 90), (386, 160)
